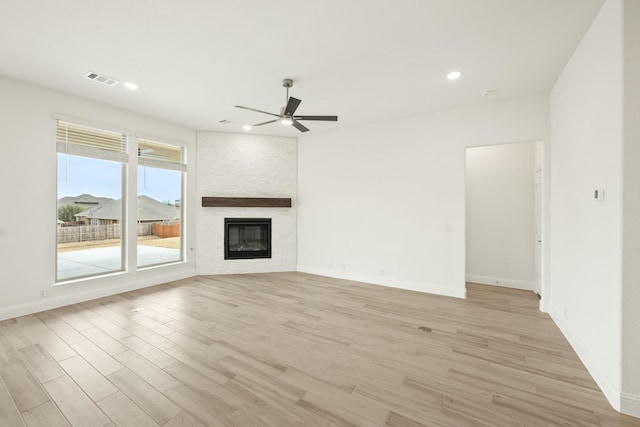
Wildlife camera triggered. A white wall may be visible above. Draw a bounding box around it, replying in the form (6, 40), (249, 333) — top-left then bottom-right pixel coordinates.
(549, 0), (626, 412)
(0, 76), (197, 320)
(622, 0), (640, 415)
(297, 94), (549, 299)
(196, 131), (297, 274)
(465, 142), (536, 290)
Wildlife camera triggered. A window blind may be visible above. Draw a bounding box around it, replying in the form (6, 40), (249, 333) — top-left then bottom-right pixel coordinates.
(137, 138), (186, 171)
(56, 120), (128, 163)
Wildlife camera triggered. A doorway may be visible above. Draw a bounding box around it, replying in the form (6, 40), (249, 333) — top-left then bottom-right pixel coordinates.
(465, 140), (543, 295)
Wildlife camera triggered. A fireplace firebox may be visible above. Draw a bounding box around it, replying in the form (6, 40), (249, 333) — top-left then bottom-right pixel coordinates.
(224, 218), (272, 260)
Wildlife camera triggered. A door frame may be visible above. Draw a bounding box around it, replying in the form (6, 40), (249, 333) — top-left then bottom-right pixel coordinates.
(464, 139), (544, 304)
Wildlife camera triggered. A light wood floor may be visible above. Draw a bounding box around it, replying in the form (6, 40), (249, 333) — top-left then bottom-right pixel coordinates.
(1, 272), (639, 427)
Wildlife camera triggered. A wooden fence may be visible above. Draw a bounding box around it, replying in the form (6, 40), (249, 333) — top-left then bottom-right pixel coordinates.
(57, 223), (156, 243)
(154, 222), (180, 238)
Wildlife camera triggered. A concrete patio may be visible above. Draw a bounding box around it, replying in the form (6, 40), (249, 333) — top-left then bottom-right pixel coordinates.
(57, 245), (181, 280)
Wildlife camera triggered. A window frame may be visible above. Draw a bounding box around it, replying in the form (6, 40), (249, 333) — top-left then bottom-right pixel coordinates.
(135, 134), (187, 269)
(55, 118), (129, 283)
(54, 116), (188, 284)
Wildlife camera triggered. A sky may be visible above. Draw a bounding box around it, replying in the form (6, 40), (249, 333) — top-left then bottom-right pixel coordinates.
(57, 154), (181, 204)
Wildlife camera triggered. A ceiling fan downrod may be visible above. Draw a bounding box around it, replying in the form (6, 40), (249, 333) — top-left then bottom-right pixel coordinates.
(283, 78), (293, 105)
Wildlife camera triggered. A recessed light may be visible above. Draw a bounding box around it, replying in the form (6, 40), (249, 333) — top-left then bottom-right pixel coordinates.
(280, 117), (293, 126)
(123, 82), (139, 90)
(243, 125), (252, 131)
(447, 71), (463, 80)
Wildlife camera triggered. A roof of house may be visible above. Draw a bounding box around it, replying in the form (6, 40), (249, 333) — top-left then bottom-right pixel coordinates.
(58, 194), (114, 207)
(75, 195), (179, 221)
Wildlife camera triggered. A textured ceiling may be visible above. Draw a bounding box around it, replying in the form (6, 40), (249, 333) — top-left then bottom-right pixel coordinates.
(0, 0), (604, 136)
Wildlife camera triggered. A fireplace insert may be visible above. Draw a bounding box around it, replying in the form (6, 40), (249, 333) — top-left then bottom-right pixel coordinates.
(224, 218), (271, 260)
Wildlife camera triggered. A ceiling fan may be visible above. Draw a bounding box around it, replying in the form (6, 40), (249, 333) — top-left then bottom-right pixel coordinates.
(235, 78), (338, 133)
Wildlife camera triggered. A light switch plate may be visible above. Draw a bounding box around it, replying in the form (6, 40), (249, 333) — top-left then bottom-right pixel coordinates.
(0, 227), (5, 237)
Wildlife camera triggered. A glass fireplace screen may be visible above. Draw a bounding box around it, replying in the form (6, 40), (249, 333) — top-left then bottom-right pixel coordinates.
(224, 218), (271, 260)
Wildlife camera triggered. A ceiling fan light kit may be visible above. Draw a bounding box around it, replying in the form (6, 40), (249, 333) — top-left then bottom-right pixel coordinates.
(234, 78), (338, 133)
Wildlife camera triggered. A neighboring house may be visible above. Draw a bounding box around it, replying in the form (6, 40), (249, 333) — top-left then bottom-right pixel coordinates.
(74, 195), (179, 226)
(57, 194), (114, 209)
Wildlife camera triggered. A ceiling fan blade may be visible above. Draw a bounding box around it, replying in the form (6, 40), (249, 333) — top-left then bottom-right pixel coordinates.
(254, 119), (278, 127)
(284, 97), (302, 116)
(294, 115), (338, 121)
(235, 105), (281, 118)
(292, 120), (309, 133)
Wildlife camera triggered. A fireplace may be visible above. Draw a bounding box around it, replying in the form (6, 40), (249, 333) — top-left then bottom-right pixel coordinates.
(224, 218), (272, 260)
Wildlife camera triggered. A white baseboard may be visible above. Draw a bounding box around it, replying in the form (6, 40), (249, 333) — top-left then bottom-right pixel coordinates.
(538, 297), (550, 313)
(548, 310), (633, 416)
(466, 274), (535, 291)
(0, 268), (196, 321)
(621, 392), (640, 418)
(297, 265), (466, 299)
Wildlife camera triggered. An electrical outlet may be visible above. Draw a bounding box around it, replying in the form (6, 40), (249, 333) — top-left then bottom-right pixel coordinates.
(380, 269), (386, 277)
(40, 289), (48, 298)
(0, 226), (5, 238)
(564, 307), (568, 320)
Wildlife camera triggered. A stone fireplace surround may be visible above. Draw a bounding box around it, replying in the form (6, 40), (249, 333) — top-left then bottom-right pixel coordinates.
(196, 131), (297, 274)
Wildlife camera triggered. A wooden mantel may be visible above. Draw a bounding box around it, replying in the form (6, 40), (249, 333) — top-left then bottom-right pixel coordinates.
(202, 197), (292, 208)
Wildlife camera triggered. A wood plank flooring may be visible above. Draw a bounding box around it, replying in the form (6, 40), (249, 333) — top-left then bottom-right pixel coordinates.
(1, 272), (639, 426)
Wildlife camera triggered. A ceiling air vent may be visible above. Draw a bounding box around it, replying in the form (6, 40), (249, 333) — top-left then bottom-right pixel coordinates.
(219, 120), (232, 124)
(85, 71), (119, 87)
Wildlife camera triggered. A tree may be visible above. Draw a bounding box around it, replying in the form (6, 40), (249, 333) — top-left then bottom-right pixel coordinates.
(58, 204), (85, 222)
